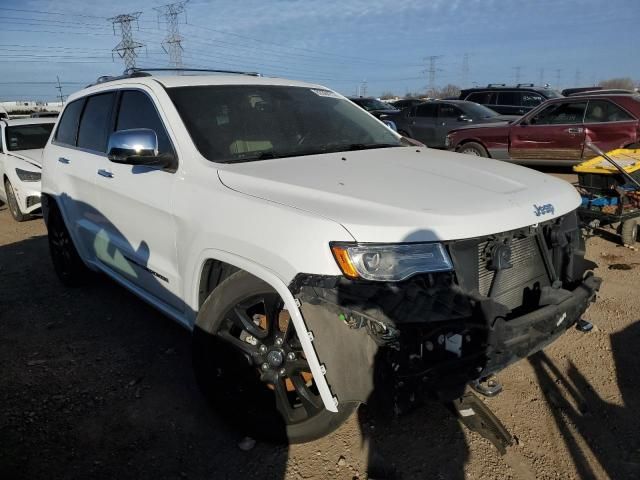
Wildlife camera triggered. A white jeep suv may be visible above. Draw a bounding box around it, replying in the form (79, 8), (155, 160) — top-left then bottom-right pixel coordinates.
(41, 69), (600, 444)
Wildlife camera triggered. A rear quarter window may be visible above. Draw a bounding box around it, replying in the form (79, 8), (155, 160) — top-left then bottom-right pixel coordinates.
(54, 99), (85, 146)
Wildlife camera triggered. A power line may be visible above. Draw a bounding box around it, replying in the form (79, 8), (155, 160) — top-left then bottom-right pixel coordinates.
(108, 12), (146, 70)
(185, 22), (421, 68)
(0, 6), (106, 19)
(154, 1), (188, 68)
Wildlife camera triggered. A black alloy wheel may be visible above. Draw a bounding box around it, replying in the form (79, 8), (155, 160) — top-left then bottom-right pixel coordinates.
(193, 271), (356, 444)
(47, 205), (90, 286)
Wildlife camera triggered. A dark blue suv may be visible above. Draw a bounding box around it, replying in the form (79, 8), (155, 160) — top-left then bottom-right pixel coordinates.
(459, 83), (562, 115)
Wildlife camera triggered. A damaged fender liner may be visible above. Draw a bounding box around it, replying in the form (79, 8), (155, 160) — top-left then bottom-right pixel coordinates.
(291, 273), (600, 406)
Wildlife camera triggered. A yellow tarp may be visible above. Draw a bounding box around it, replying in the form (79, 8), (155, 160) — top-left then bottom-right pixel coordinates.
(574, 148), (640, 175)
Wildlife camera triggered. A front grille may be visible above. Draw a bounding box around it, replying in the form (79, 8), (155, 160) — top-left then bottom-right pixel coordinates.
(478, 235), (550, 310)
(26, 196), (41, 208)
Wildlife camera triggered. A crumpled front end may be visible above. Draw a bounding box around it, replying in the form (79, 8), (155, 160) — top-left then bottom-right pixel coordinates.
(292, 210), (600, 409)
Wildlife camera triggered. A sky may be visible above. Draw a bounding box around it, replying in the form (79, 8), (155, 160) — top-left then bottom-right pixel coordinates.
(1, 0), (639, 102)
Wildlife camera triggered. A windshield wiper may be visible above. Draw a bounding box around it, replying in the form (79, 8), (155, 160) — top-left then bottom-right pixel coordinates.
(223, 143), (400, 164)
(340, 143), (400, 151)
(224, 151), (280, 164)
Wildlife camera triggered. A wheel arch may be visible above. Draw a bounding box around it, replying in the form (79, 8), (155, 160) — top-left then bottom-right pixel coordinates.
(191, 249), (339, 413)
(40, 192), (57, 225)
(456, 138), (492, 157)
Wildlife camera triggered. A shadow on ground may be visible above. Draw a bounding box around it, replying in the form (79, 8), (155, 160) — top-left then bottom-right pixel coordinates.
(530, 322), (640, 479)
(0, 232), (476, 480)
(0, 234), (289, 480)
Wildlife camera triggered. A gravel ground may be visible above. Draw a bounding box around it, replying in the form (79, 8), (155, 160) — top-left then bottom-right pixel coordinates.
(1, 173), (639, 480)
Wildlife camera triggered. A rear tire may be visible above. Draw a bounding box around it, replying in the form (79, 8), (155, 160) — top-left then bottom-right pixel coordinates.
(47, 204), (90, 286)
(4, 179), (29, 222)
(193, 270), (357, 444)
(621, 219), (639, 246)
(457, 141), (489, 157)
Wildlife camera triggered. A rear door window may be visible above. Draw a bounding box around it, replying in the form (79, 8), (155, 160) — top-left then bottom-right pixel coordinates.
(77, 93), (116, 153)
(466, 92), (496, 105)
(497, 91), (520, 106)
(414, 103), (438, 117)
(584, 100), (634, 123)
(438, 104), (463, 119)
(116, 90), (173, 155)
(55, 98), (85, 146)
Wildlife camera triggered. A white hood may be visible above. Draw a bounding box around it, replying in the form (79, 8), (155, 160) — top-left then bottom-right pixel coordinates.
(218, 147), (580, 243)
(9, 149), (44, 168)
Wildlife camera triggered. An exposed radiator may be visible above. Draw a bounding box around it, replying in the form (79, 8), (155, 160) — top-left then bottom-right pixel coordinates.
(478, 235), (550, 310)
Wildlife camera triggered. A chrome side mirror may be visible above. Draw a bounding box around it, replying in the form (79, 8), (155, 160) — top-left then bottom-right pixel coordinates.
(107, 128), (158, 163)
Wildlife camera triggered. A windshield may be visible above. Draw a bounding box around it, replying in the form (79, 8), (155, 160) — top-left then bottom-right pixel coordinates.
(5, 123), (54, 151)
(168, 85), (402, 163)
(352, 98), (397, 111)
(462, 103), (500, 118)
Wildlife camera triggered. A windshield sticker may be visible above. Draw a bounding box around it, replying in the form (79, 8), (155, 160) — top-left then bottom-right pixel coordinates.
(310, 89), (340, 98)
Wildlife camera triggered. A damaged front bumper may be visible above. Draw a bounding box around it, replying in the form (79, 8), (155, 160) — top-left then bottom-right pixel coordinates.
(292, 211), (601, 408)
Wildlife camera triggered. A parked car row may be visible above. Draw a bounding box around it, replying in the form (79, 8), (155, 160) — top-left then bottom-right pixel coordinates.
(0, 68), (600, 445)
(446, 93), (640, 164)
(390, 100), (518, 149)
(350, 83), (640, 166)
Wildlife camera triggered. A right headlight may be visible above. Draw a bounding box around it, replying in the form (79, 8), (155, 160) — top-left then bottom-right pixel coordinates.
(331, 242), (453, 282)
(15, 168), (41, 182)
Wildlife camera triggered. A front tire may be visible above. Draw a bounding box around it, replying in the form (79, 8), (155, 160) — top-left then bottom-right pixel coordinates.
(4, 179), (29, 222)
(457, 141), (489, 157)
(193, 271), (356, 444)
(47, 204), (90, 286)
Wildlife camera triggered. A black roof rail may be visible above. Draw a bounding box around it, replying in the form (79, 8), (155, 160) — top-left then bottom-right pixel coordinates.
(516, 83), (535, 87)
(124, 67), (261, 77)
(87, 67), (261, 88)
(487, 83), (506, 87)
(86, 71), (151, 88)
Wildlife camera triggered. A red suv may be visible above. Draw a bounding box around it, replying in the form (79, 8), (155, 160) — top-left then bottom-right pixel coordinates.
(446, 94), (640, 165)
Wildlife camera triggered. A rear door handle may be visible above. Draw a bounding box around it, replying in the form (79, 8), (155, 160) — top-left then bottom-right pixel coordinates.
(58, 157), (70, 164)
(566, 127), (584, 134)
(97, 169), (113, 178)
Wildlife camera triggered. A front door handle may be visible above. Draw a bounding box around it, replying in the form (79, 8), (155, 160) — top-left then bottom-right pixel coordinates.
(566, 127), (584, 134)
(97, 169), (113, 178)
(58, 157), (70, 164)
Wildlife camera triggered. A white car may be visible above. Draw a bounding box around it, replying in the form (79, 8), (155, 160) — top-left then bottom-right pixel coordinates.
(0, 118), (56, 221)
(41, 69), (600, 444)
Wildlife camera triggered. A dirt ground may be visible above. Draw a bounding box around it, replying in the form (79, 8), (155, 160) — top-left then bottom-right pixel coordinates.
(1, 171), (639, 480)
